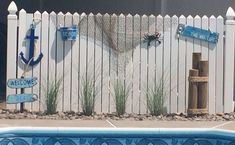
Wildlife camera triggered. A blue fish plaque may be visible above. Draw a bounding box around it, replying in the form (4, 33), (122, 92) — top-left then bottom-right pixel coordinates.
(177, 24), (219, 43)
(7, 77), (37, 89)
(7, 94), (38, 104)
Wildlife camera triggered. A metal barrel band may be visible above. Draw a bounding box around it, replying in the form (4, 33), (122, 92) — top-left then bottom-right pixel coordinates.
(189, 76), (208, 83)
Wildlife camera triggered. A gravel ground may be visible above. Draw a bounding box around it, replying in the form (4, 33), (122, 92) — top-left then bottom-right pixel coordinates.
(0, 109), (234, 121)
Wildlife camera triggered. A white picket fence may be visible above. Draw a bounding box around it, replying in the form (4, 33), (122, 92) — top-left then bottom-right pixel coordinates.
(6, 1), (235, 114)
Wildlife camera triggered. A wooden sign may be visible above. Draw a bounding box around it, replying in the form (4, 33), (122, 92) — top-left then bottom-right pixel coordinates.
(177, 24), (219, 43)
(7, 94), (38, 104)
(7, 77), (37, 89)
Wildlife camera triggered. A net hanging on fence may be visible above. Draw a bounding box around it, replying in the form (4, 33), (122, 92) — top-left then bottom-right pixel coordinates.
(77, 14), (165, 73)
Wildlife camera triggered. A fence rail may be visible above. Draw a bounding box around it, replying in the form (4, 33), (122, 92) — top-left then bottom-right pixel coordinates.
(6, 1), (235, 114)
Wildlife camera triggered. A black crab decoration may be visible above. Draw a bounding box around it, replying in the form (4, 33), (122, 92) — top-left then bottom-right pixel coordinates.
(143, 32), (161, 46)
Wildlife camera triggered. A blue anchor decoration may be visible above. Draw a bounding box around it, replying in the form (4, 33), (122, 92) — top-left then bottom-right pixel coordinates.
(20, 24), (43, 66)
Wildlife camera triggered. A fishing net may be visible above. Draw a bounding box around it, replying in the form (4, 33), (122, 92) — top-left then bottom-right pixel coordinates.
(77, 14), (159, 73)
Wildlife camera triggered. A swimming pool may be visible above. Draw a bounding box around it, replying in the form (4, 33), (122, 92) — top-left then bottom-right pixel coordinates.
(0, 128), (234, 145)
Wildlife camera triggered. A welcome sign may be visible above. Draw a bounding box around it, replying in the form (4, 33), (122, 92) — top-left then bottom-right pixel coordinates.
(7, 77), (37, 89)
(7, 77), (38, 104)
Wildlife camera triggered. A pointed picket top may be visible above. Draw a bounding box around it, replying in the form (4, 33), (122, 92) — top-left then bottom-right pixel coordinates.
(88, 13), (94, 16)
(73, 12), (79, 16)
(81, 12), (87, 17)
(73, 12), (79, 25)
(103, 13), (108, 17)
(126, 13), (132, 16)
(187, 15), (193, 19)
(41, 11), (48, 16)
(179, 15), (185, 19)
(142, 14), (148, 18)
(112, 13), (117, 17)
(65, 12), (72, 16)
(58, 11), (64, 16)
(34, 11), (41, 21)
(194, 15), (201, 19)
(119, 13), (125, 17)
(164, 15), (170, 18)
(172, 15), (178, 19)
(217, 15), (223, 20)
(50, 11), (56, 16)
(157, 14), (163, 19)
(96, 13), (102, 16)
(202, 15), (208, 19)
(226, 7), (235, 20)
(134, 14), (140, 18)
(210, 15), (216, 19)
(8, 1), (18, 14)
(34, 11), (40, 15)
(149, 14), (155, 18)
(19, 9), (26, 13)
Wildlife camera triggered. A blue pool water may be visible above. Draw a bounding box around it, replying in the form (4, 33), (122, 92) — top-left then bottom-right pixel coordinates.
(0, 128), (235, 145)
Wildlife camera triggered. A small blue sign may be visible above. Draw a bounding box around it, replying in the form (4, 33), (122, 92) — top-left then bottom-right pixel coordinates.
(177, 24), (219, 43)
(59, 26), (78, 41)
(7, 77), (37, 89)
(7, 94), (38, 104)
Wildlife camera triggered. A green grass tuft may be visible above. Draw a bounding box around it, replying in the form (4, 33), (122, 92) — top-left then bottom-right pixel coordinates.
(44, 78), (62, 115)
(113, 80), (130, 116)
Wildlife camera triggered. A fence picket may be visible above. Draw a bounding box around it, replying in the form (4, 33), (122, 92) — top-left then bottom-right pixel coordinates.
(23, 14), (34, 111)
(40, 11), (49, 112)
(185, 15), (194, 113)
(132, 14), (141, 114)
(71, 12), (80, 112)
(194, 15), (201, 52)
(101, 13), (111, 113)
(147, 15), (157, 114)
(93, 13), (102, 113)
(32, 11), (42, 111)
(201, 16), (209, 60)
(216, 16), (224, 113)
(7, 2), (18, 110)
(163, 15), (171, 113)
(125, 14), (133, 113)
(139, 15), (148, 114)
(56, 12), (64, 112)
(170, 15), (178, 113)
(16, 9), (27, 110)
(208, 16), (217, 114)
(178, 15), (186, 113)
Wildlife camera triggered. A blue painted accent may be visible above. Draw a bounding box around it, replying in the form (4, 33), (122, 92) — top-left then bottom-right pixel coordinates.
(20, 24), (43, 66)
(7, 77), (37, 89)
(59, 26), (78, 41)
(177, 24), (219, 43)
(0, 129), (234, 145)
(6, 94), (38, 104)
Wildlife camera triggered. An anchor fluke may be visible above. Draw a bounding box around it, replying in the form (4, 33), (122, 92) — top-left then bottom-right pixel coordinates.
(20, 52), (43, 66)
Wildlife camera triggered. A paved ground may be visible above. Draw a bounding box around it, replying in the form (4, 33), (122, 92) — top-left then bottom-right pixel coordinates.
(0, 119), (234, 130)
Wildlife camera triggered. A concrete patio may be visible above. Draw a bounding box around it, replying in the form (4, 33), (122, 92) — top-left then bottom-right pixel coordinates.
(0, 119), (234, 130)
